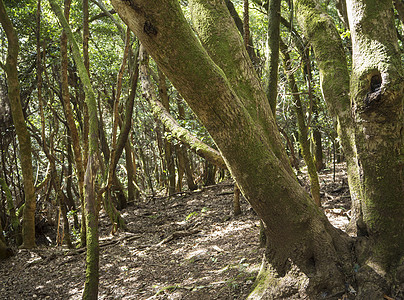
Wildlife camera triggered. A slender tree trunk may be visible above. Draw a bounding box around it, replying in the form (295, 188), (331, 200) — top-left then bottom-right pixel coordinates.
(60, 0), (87, 247)
(0, 0), (36, 249)
(65, 139), (80, 229)
(265, 0), (281, 115)
(280, 40), (321, 206)
(233, 183), (241, 216)
(278, 126), (299, 171)
(176, 144), (185, 192)
(312, 129), (324, 171)
(125, 142), (137, 201)
(0, 178), (21, 245)
(158, 69), (176, 195)
(82, 0), (90, 169)
(48, 2), (100, 298)
(176, 97), (197, 191)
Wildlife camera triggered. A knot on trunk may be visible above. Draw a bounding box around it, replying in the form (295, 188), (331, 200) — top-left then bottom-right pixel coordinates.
(144, 20), (158, 36)
(364, 73), (382, 108)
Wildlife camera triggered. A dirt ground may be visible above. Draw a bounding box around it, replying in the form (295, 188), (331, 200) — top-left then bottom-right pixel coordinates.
(0, 163), (351, 299)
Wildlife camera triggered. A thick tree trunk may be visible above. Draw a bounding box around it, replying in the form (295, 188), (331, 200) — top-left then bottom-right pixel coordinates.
(112, 0), (353, 297)
(347, 0), (404, 270)
(0, 0), (36, 249)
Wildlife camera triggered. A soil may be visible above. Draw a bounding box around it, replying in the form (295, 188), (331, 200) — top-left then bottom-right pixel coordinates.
(0, 163), (351, 300)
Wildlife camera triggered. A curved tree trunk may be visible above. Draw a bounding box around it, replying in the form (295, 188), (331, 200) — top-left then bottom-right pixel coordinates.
(112, 0), (353, 297)
(0, 0), (36, 249)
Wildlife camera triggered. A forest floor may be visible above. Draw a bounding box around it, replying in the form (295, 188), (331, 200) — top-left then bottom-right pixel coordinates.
(0, 163), (351, 300)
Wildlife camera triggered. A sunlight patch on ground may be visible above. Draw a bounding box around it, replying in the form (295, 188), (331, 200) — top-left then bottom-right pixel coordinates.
(185, 248), (208, 260)
(200, 221), (256, 241)
(68, 287), (80, 297)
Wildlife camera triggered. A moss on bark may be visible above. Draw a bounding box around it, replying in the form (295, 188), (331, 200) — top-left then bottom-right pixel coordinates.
(0, 0), (36, 249)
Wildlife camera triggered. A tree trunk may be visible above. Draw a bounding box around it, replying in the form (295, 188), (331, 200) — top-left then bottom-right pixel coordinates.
(176, 97), (197, 191)
(294, 0), (366, 236)
(60, 0), (87, 247)
(233, 183), (241, 216)
(157, 69), (176, 195)
(0, 0), (36, 249)
(265, 0), (281, 115)
(347, 0), (404, 271)
(312, 129), (324, 172)
(0, 178), (21, 245)
(280, 39), (321, 207)
(112, 0), (353, 297)
(48, 1), (100, 298)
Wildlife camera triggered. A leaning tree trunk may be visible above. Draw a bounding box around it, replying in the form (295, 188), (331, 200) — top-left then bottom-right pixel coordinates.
(112, 0), (354, 297)
(347, 0), (404, 271)
(0, 0), (36, 249)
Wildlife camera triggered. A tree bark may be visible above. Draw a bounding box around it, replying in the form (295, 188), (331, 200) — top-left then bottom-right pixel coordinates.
(0, 0), (36, 249)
